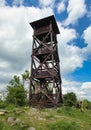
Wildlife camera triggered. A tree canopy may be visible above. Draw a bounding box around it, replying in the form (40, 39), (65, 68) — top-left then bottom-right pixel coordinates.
(63, 92), (77, 107)
(6, 70), (29, 106)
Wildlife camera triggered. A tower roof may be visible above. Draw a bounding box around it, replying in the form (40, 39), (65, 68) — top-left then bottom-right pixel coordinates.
(30, 15), (60, 34)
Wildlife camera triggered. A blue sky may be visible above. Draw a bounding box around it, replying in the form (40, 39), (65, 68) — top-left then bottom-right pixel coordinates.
(0, 0), (91, 101)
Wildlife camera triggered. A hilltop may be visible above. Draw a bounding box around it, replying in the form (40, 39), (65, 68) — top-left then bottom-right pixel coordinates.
(0, 106), (91, 130)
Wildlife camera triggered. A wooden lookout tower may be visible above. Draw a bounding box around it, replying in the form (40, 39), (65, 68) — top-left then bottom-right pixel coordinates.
(29, 15), (63, 107)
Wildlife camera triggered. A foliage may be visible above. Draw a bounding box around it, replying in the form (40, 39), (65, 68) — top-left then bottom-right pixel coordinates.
(63, 92), (77, 107)
(83, 99), (91, 110)
(47, 121), (80, 130)
(6, 74), (27, 106)
(0, 121), (27, 130)
(0, 99), (7, 108)
(21, 70), (29, 86)
(0, 121), (4, 130)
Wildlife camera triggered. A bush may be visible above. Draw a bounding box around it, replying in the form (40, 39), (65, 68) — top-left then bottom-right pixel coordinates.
(6, 104), (16, 110)
(63, 92), (77, 107)
(47, 121), (80, 130)
(64, 99), (74, 107)
(57, 109), (62, 113)
(6, 75), (27, 106)
(83, 99), (91, 110)
(0, 121), (4, 130)
(0, 99), (7, 108)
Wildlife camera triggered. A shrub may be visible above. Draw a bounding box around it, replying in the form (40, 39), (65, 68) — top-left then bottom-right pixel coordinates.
(63, 92), (77, 107)
(6, 75), (27, 106)
(0, 99), (7, 108)
(47, 121), (80, 130)
(0, 121), (4, 130)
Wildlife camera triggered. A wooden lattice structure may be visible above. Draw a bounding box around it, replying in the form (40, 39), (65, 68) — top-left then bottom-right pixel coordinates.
(29, 15), (63, 107)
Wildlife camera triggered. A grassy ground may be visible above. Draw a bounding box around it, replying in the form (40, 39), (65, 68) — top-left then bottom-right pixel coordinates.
(0, 106), (91, 130)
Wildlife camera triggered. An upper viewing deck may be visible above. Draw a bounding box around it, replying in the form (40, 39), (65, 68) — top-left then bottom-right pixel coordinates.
(30, 15), (60, 35)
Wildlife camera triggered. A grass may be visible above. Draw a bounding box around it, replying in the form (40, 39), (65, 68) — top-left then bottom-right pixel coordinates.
(0, 105), (91, 130)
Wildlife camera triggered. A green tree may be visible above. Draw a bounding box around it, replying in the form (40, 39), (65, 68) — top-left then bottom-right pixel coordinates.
(21, 70), (29, 86)
(63, 92), (77, 107)
(6, 75), (27, 106)
(0, 99), (6, 108)
(83, 99), (91, 110)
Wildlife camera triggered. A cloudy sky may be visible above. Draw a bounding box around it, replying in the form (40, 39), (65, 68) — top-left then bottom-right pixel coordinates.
(0, 0), (91, 101)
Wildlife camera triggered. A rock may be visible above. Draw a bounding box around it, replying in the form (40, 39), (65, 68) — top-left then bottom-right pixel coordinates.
(38, 117), (46, 121)
(8, 118), (21, 126)
(13, 109), (24, 115)
(0, 109), (10, 115)
(15, 111), (23, 115)
(14, 118), (21, 124)
(7, 117), (15, 124)
(0, 111), (5, 115)
(0, 109), (6, 112)
(20, 121), (28, 128)
(28, 127), (36, 130)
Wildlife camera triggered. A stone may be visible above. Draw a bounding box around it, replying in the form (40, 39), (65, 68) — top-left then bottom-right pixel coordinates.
(0, 111), (5, 115)
(38, 117), (46, 121)
(7, 117), (15, 124)
(20, 121), (28, 128)
(28, 127), (36, 130)
(10, 118), (21, 126)
(14, 118), (21, 124)
(0, 109), (9, 115)
(14, 109), (24, 115)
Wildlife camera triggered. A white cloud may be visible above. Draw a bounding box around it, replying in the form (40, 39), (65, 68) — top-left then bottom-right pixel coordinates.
(57, 2), (65, 14)
(57, 24), (89, 100)
(62, 78), (81, 94)
(39, 0), (55, 8)
(62, 78), (84, 100)
(83, 26), (91, 55)
(62, 79), (91, 101)
(81, 82), (91, 90)
(58, 23), (85, 75)
(83, 26), (91, 44)
(25, 6), (53, 22)
(58, 23), (77, 43)
(0, 60), (10, 71)
(80, 82), (91, 100)
(0, 5), (54, 90)
(61, 46), (84, 75)
(87, 5), (91, 19)
(64, 0), (87, 25)
(0, 0), (6, 7)
(13, 0), (24, 6)
(0, 7), (32, 69)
